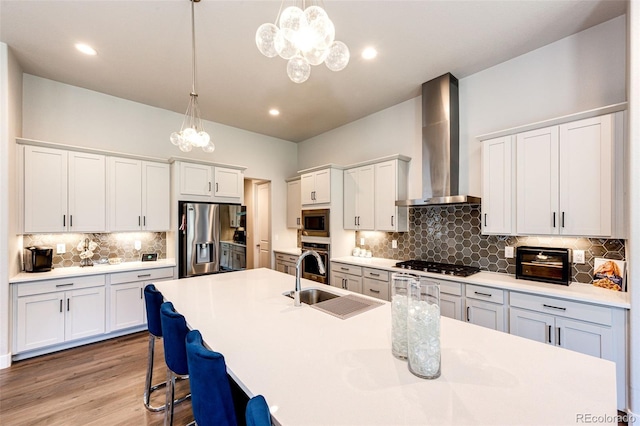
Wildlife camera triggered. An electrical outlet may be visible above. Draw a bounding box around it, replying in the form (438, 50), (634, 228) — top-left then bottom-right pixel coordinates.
(134, 240), (142, 250)
(392, 240), (398, 249)
(56, 243), (65, 254)
(360, 238), (365, 246)
(573, 250), (585, 264)
(504, 246), (514, 259)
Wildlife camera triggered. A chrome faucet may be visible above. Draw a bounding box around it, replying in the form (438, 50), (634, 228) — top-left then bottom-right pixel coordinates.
(294, 250), (326, 307)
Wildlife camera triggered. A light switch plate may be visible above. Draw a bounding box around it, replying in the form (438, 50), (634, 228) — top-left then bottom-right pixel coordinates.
(56, 243), (65, 254)
(504, 246), (514, 259)
(360, 238), (365, 246)
(573, 250), (585, 264)
(392, 240), (398, 249)
(134, 240), (142, 250)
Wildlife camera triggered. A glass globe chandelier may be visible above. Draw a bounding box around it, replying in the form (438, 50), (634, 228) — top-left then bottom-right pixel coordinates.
(255, 1), (350, 83)
(170, 0), (214, 153)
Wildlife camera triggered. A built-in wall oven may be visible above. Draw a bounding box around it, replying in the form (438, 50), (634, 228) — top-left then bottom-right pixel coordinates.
(301, 241), (329, 284)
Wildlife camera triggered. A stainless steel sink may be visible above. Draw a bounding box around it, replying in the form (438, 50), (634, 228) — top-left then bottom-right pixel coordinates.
(284, 288), (340, 305)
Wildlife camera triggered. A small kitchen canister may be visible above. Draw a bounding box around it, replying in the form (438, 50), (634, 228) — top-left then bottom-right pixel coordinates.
(407, 277), (441, 379)
(391, 273), (415, 360)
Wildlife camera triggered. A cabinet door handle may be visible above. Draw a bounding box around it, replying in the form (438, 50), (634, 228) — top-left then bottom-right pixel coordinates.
(553, 212), (556, 228)
(60, 299), (63, 313)
(216, 183), (219, 193)
(466, 306), (470, 322)
(557, 327), (561, 346)
(354, 217), (357, 226)
(67, 298), (70, 312)
(484, 213), (487, 227)
(209, 182), (212, 192)
(474, 291), (492, 298)
(547, 325), (552, 343)
(543, 304), (566, 311)
(391, 215), (394, 227)
(369, 289), (380, 294)
(137, 274), (151, 278)
(70, 215), (73, 227)
(143, 216), (146, 227)
(562, 212), (565, 228)
(138, 216), (141, 226)
(63, 215), (66, 227)
(140, 288), (143, 299)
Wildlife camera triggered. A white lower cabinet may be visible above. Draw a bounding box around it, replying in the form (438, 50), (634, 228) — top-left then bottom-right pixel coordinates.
(362, 268), (390, 301)
(15, 275), (106, 353)
(275, 253), (298, 276)
(509, 291), (625, 409)
(464, 284), (506, 332)
(330, 262), (362, 293)
(438, 280), (464, 321)
(108, 267), (175, 332)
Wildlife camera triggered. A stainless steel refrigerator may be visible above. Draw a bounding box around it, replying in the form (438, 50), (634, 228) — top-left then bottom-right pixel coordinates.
(179, 202), (221, 278)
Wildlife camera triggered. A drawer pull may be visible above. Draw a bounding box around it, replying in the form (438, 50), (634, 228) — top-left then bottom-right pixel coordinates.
(137, 274), (152, 278)
(543, 304), (566, 311)
(474, 291), (492, 298)
(369, 289), (380, 294)
(340, 267), (349, 271)
(369, 273), (380, 277)
(55, 283), (74, 288)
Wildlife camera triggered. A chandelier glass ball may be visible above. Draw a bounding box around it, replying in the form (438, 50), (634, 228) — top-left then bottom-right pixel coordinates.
(256, 3), (349, 83)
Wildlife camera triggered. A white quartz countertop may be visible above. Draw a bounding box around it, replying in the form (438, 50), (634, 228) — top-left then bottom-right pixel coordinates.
(10, 259), (176, 283)
(155, 268), (617, 426)
(332, 256), (631, 309)
(273, 247), (302, 256)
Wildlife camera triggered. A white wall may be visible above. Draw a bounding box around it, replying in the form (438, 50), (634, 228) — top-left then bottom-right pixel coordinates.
(298, 15), (627, 200)
(1, 42), (23, 368)
(21, 75), (300, 250)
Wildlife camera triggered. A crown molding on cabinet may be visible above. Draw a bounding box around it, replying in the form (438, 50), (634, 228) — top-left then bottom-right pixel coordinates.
(476, 102), (628, 142)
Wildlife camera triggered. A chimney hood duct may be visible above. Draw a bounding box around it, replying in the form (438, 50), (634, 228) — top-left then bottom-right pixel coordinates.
(396, 73), (481, 207)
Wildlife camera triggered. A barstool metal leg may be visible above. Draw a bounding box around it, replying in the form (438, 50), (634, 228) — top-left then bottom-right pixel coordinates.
(164, 368), (176, 426)
(144, 334), (168, 411)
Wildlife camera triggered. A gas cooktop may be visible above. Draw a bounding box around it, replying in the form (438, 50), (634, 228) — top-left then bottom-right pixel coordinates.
(395, 260), (481, 277)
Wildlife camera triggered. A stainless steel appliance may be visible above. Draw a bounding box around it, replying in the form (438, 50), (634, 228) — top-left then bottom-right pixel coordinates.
(179, 202), (222, 278)
(24, 246), (53, 272)
(302, 209), (330, 237)
(516, 246), (571, 285)
(301, 241), (329, 284)
(395, 260), (480, 277)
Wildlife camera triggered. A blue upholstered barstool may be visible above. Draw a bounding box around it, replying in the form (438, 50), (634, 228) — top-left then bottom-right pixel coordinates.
(160, 301), (192, 426)
(185, 329), (237, 426)
(143, 284), (167, 411)
(246, 395), (271, 426)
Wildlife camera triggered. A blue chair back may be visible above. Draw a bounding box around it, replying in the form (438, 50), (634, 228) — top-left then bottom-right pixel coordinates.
(246, 395), (271, 426)
(144, 284), (164, 338)
(160, 302), (189, 376)
(186, 329), (237, 426)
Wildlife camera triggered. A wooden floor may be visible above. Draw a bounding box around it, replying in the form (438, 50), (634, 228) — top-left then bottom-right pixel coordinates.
(0, 332), (194, 425)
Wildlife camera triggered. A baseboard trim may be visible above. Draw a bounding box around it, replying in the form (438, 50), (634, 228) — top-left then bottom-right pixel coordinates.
(0, 351), (12, 369)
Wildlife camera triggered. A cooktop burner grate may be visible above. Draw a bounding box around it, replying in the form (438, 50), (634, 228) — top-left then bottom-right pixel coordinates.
(395, 260), (481, 277)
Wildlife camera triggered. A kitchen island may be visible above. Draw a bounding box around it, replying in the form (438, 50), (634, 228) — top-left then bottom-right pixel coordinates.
(155, 268), (617, 425)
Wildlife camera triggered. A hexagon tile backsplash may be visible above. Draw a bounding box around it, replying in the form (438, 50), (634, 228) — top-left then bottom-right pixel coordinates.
(356, 205), (626, 284)
(23, 232), (167, 268)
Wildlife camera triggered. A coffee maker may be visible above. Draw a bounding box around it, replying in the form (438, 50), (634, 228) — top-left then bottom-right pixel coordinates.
(233, 227), (246, 245)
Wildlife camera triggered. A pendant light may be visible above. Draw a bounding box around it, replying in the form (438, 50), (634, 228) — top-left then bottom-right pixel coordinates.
(255, 0), (350, 83)
(170, 0), (214, 153)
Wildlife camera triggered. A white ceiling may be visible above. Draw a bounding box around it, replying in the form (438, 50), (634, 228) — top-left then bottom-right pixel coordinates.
(0, 0), (627, 142)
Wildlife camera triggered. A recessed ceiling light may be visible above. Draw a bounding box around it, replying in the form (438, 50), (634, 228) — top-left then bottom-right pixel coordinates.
(75, 43), (97, 56)
(269, 109), (280, 116)
(362, 47), (377, 60)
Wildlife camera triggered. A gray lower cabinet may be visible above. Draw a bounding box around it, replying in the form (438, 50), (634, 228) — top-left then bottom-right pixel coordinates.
(330, 262), (363, 293)
(362, 268), (390, 301)
(275, 253), (298, 276)
(465, 284), (507, 332)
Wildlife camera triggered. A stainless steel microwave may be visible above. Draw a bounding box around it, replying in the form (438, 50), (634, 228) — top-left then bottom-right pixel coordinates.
(516, 246), (571, 285)
(302, 209), (330, 237)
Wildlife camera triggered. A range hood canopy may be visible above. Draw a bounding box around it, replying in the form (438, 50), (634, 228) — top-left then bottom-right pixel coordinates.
(396, 73), (480, 207)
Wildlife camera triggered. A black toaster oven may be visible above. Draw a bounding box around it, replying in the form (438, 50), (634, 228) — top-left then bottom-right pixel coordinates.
(516, 246), (571, 285)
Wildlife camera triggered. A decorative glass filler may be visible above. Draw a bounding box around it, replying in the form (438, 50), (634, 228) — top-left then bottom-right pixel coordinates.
(77, 238), (98, 267)
(391, 273), (414, 360)
(407, 277), (441, 379)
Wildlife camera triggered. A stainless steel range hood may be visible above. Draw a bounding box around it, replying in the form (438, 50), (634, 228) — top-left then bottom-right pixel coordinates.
(396, 73), (481, 207)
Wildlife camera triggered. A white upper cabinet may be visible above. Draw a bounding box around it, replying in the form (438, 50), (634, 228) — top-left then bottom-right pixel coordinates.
(301, 169), (331, 205)
(175, 161), (244, 203)
(23, 145), (105, 233)
(343, 165), (375, 231)
(374, 159), (408, 232)
(286, 178), (301, 229)
(516, 114), (614, 236)
(108, 158), (170, 232)
(482, 136), (514, 235)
